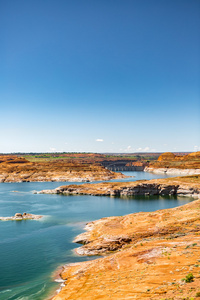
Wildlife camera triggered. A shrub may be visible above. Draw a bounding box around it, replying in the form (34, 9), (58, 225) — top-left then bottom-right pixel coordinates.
(196, 292), (200, 297)
(185, 273), (194, 283)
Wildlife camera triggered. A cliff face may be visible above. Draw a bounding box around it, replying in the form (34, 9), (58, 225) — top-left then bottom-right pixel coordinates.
(39, 175), (200, 198)
(52, 198), (200, 300)
(0, 155), (125, 182)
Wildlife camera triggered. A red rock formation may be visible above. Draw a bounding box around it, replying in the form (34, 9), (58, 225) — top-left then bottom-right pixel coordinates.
(0, 155), (125, 182)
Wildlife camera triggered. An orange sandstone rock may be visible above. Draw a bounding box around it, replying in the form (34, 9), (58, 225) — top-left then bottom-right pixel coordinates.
(52, 198), (200, 300)
(0, 155), (125, 182)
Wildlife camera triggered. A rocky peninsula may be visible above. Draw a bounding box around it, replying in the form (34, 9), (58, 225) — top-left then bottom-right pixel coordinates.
(0, 212), (42, 221)
(52, 197), (200, 300)
(48, 174), (200, 300)
(39, 175), (200, 198)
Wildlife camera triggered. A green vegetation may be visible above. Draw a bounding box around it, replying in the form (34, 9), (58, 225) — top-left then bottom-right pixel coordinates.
(182, 273), (194, 283)
(22, 152), (159, 163)
(195, 292), (200, 297)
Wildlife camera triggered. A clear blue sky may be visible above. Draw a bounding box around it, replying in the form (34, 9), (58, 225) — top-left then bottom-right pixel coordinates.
(1, 0), (199, 153)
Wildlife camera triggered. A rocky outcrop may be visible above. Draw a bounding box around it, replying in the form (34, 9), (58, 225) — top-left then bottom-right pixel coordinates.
(38, 175), (200, 198)
(0, 212), (42, 221)
(157, 152), (176, 161)
(0, 155), (125, 182)
(52, 199), (200, 300)
(148, 151), (200, 170)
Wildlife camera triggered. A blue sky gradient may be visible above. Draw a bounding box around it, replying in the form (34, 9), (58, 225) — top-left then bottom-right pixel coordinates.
(1, 0), (199, 153)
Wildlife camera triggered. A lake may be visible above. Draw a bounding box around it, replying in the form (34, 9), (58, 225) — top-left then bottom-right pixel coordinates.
(0, 171), (194, 299)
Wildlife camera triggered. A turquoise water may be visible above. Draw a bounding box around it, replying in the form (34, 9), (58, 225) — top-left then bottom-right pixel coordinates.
(0, 172), (193, 299)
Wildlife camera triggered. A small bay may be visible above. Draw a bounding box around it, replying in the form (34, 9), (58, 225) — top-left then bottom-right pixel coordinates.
(0, 172), (194, 299)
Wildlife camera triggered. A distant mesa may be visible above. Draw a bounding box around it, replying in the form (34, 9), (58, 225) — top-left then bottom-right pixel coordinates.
(0, 212), (42, 221)
(186, 151), (200, 159)
(158, 151), (200, 162)
(0, 155), (29, 164)
(157, 152), (176, 161)
(144, 151), (200, 175)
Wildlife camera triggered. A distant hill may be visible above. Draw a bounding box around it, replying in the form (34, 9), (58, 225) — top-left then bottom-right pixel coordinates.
(149, 152), (200, 169)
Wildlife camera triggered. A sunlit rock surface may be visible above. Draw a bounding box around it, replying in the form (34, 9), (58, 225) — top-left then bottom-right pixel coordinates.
(52, 197), (200, 300)
(0, 155), (125, 182)
(0, 212), (42, 221)
(39, 175), (200, 198)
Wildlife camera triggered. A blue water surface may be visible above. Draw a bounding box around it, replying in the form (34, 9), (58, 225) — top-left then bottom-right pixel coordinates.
(0, 172), (193, 299)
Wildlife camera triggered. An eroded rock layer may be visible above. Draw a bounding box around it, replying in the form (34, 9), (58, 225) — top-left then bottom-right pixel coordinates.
(147, 151), (200, 171)
(39, 175), (200, 198)
(52, 198), (200, 300)
(0, 155), (125, 182)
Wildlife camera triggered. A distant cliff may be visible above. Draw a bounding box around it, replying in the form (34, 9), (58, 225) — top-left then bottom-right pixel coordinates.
(145, 152), (200, 174)
(0, 155), (125, 182)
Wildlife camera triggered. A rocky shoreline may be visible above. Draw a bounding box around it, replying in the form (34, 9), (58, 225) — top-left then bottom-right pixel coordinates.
(0, 172), (126, 183)
(144, 166), (200, 175)
(52, 198), (200, 300)
(38, 175), (200, 198)
(0, 212), (42, 221)
(49, 175), (200, 300)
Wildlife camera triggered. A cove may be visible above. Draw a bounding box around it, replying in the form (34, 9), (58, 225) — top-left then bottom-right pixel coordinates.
(0, 172), (194, 300)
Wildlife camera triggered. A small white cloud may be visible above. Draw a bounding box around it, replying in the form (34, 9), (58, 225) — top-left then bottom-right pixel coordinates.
(194, 145), (200, 151)
(96, 139), (104, 142)
(143, 146), (150, 152)
(124, 145), (134, 152)
(136, 146), (150, 152)
(49, 147), (56, 152)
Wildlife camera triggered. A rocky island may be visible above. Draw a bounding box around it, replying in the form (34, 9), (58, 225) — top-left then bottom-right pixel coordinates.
(0, 212), (42, 221)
